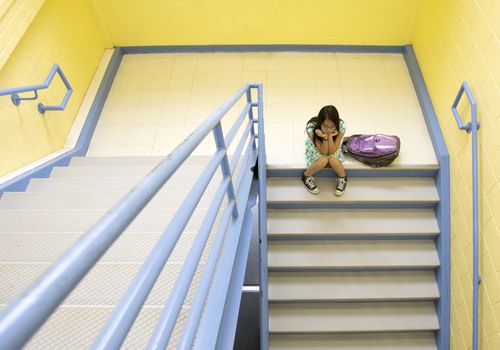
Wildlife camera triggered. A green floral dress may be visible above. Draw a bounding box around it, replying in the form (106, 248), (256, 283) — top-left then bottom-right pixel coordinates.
(304, 119), (346, 166)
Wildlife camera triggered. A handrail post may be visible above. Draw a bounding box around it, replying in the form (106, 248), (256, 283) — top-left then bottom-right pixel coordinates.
(213, 122), (240, 218)
(451, 80), (480, 350)
(252, 83), (269, 350)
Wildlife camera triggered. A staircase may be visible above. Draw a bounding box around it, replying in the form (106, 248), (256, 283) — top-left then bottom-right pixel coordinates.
(0, 156), (220, 349)
(266, 166), (442, 349)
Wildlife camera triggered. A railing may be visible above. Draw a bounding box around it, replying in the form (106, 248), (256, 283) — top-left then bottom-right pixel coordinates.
(0, 83), (264, 349)
(451, 80), (480, 350)
(0, 63), (72, 114)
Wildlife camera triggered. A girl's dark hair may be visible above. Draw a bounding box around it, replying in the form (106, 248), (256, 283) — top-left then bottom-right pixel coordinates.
(307, 105), (341, 144)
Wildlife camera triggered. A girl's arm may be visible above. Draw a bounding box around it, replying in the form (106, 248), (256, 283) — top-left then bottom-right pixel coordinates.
(316, 138), (329, 155)
(312, 128), (329, 155)
(328, 131), (345, 154)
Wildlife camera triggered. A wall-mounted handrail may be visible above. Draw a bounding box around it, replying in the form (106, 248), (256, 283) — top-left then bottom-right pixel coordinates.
(0, 83), (263, 349)
(0, 63), (72, 114)
(451, 80), (480, 350)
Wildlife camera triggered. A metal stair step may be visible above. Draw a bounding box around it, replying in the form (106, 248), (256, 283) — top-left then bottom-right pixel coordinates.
(0, 231), (203, 263)
(267, 208), (439, 237)
(0, 262), (194, 307)
(69, 155), (211, 166)
(267, 177), (439, 205)
(0, 207), (210, 232)
(268, 240), (439, 269)
(0, 190), (216, 210)
(269, 301), (439, 333)
(268, 271), (439, 301)
(269, 332), (437, 350)
(49, 164), (212, 178)
(70, 156), (167, 166)
(9, 305), (189, 349)
(26, 178), (171, 192)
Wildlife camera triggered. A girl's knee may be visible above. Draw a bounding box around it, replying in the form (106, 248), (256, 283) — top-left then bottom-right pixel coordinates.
(317, 156), (329, 166)
(328, 157), (340, 166)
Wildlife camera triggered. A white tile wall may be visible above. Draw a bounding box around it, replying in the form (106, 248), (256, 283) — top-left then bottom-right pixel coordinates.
(88, 52), (438, 167)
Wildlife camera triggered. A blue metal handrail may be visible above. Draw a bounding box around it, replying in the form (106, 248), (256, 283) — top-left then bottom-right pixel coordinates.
(0, 83), (264, 349)
(451, 80), (480, 350)
(0, 63), (72, 114)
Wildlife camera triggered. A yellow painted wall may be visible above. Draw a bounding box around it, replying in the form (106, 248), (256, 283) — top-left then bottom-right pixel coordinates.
(91, 0), (425, 46)
(414, 0), (500, 349)
(0, 0), (111, 176)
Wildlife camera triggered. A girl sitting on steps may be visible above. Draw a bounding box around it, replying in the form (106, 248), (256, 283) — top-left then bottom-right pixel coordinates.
(302, 105), (347, 196)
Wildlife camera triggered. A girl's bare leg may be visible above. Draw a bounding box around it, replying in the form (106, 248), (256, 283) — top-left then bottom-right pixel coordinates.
(304, 156), (329, 177)
(328, 157), (346, 177)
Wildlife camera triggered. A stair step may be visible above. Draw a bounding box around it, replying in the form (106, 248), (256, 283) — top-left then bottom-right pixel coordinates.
(269, 301), (439, 333)
(26, 178), (163, 192)
(0, 231), (201, 263)
(70, 156), (167, 166)
(268, 271), (439, 301)
(0, 262), (192, 306)
(0, 208), (208, 232)
(267, 177), (439, 205)
(268, 209), (439, 237)
(69, 155), (211, 166)
(269, 332), (437, 350)
(0, 190), (216, 210)
(49, 164), (211, 178)
(16, 305), (188, 349)
(268, 240), (439, 269)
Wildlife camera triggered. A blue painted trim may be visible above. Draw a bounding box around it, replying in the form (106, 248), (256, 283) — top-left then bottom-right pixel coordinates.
(268, 267), (439, 273)
(267, 168), (438, 178)
(404, 45), (450, 350)
(121, 44), (405, 54)
(267, 202), (438, 210)
(0, 48), (123, 196)
(268, 235), (438, 241)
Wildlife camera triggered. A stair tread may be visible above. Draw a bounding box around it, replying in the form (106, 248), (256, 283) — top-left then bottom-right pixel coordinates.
(269, 332), (437, 350)
(0, 190), (216, 210)
(269, 301), (439, 333)
(268, 271), (439, 301)
(0, 231), (200, 263)
(0, 262), (195, 306)
(69, 155), (211, 166)
(268, 208), (439, 236)
(267, 177), (439, 203)
(0, 208), (209, 232)
(70, 156), (167, 166)
(49, 164), (214, 178)
(26, 178), (162, 192)
(5, 305), (188, 349)
(268, 240), (439, 269)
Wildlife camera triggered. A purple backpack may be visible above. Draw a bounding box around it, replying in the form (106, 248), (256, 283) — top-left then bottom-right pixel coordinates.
(342, 134), (400, 167)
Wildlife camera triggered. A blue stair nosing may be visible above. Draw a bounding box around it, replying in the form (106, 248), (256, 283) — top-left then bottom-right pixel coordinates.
(267, 202), (438, 210)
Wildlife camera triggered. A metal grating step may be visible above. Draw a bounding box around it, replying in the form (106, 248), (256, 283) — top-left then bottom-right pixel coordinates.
(0, 262), (190, 307)
(269, 301), (439, 333)
(12, 305), (189, 349)
(0, 191), (216, 210)
(268, 240), (439, 269)
(267, 177), (439, 205)
(0, 231), (206, 264)
(70, 156), (169, 166)
(49, 164), (213, 178)
(268, 270), (439, 301)
(267, 208), (439, 238)
(26, 177), (184, 192)
(269, 332), (437, 350)
(0, 206), (220, 232)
